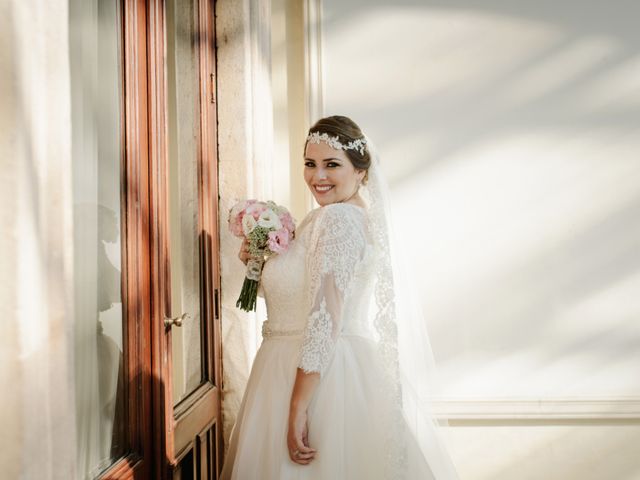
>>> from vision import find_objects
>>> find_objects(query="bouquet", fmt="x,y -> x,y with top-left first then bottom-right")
228,199 -> 296,311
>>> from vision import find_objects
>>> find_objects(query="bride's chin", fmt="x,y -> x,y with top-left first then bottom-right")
313,195 -> 330,206
312,190 -> 343,206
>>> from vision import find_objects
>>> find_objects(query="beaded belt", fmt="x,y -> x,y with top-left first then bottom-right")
261,321 -> 305,339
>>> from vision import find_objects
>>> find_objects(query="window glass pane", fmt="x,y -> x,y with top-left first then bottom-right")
166,0 -> 205,406
69,0 -> 126,476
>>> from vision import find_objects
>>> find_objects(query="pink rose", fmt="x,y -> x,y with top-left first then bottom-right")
279,212 -> 295,234
228,199 -> 260,237
267,228 -> 290,254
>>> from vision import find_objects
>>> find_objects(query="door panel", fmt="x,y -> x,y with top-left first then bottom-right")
148,0 -> 222,477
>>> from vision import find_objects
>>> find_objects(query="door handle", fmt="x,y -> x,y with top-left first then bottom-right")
164,312 -> 189,328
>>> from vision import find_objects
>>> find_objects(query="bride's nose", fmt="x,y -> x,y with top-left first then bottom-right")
314,167 -> 327,182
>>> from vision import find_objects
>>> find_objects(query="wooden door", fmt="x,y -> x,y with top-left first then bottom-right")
148,0 -> 223,478
84,1 -> 221,478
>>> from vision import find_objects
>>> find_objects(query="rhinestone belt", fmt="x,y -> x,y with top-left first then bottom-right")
261,321 -> 305,339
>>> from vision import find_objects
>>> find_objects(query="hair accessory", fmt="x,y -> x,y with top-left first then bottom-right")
307,131 -> 367,155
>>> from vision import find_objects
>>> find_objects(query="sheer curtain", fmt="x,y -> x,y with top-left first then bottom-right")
0,1 -> 76,478
69,0 -> 125,477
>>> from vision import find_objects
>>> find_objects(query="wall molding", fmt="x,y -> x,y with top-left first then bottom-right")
303,0 -> 324,124
428,395 -> 640,420
303,0 -> 324,214
248,0 -> 274,198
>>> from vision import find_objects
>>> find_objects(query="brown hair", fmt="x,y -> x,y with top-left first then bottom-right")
305,115 -> 371,184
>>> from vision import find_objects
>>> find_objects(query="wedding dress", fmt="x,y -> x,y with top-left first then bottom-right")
220,201 -> 457,479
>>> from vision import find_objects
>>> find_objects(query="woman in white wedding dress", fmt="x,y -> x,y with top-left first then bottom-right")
220,116 -> 459,480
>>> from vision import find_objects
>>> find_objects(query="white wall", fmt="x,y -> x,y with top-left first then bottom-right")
319,0 -> 640,478
216,0 -> 272,445
271,0 -> 315,221
217,0 -> 317,446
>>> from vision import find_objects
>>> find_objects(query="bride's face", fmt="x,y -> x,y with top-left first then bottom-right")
304,140 -> 365,206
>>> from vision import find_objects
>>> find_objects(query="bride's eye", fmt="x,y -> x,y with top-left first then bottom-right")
327,162 -> 340,168
304,161 -> 315,168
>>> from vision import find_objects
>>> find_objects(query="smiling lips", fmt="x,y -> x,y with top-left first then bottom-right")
314,185 -> 334,194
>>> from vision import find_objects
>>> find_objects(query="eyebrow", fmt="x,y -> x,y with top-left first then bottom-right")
303,157 -> 343,162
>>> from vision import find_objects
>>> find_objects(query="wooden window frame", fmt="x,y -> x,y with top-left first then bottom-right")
98,0 -> 153,478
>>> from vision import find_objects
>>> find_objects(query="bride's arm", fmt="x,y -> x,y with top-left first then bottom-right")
287,204 -> 366,464
298,205 -> 366,376
287,369 -> 319,464
290,368 -> 320,412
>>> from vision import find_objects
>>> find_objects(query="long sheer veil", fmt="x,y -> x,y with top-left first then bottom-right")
362,137 -> 460,480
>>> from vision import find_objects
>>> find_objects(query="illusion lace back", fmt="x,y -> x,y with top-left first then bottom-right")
220,203 -> 440,480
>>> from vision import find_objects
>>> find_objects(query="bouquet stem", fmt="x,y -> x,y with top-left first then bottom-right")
236,257 -> 264,312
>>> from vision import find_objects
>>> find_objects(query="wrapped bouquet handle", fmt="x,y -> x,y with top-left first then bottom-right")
236,256 -> 264,311
246,256 -> 264,281
228,200 -> 295,312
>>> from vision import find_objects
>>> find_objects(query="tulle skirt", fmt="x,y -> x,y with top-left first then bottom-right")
220,334 -> 436,480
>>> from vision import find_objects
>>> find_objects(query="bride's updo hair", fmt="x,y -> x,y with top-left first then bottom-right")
306,115 -> 371,184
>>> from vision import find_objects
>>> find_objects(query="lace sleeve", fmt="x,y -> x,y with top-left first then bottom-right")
298,205 -> 367,376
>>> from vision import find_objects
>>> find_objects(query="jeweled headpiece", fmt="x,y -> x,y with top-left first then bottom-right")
306,131 -> 367,156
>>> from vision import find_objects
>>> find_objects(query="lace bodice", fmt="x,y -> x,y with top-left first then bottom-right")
260,203 -> 376,376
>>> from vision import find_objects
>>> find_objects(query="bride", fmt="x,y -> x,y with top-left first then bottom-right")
220,116 -> 459,479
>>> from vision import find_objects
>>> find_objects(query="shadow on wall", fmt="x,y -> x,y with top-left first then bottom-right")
322,0 -> 640,179
216,0 -> 640,400
320,0 -> 640,397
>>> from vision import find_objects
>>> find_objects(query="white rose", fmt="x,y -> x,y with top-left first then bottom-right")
245,202 -> 263,216
257,209 -> 283,230
242,214 -> 257,236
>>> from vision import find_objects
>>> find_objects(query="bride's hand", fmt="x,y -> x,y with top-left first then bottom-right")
238,238 -> 250,265
287,409 -> 316,465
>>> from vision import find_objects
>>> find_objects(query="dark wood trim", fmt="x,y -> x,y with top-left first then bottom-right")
99,454 -> 144,480
99,0 -> 152,478
147,0 -> 172,477
148,0 -> 222,476
173,382 -> 214,418
198,0 -> 214,388
195,0 -> 224,473
199,0 -> 220,385
201,0 -> 224,473
173,385 -> 219,458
